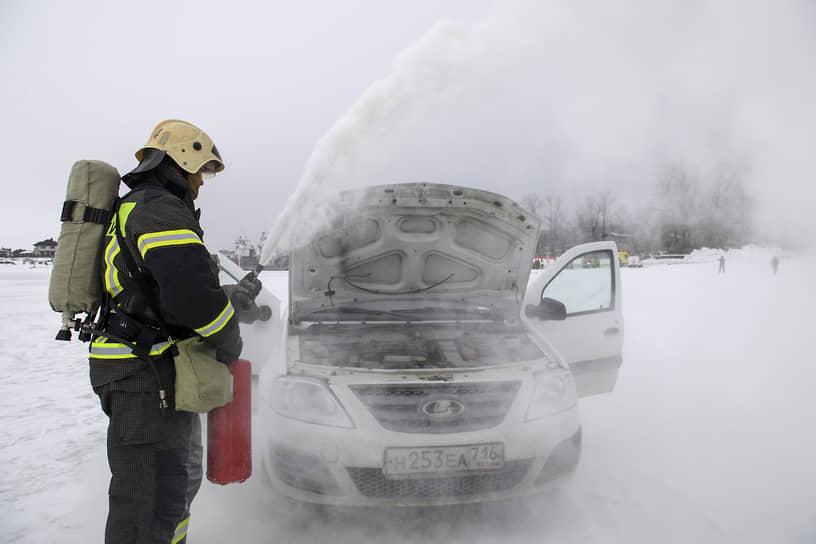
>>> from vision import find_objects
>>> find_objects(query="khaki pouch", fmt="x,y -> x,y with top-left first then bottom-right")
173,337 -> 233,413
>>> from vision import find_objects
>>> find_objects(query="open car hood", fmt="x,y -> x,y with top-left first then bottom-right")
289,183 -> 540,323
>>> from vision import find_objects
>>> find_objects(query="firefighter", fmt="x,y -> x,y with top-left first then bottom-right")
89,120 -> 260,543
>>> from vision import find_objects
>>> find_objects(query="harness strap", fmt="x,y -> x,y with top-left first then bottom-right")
110,193 -> 175,343
86,191 -> 177,416
60,199 -> 112,225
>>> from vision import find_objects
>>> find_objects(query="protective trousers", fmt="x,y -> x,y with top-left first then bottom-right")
94,358 -> 203,544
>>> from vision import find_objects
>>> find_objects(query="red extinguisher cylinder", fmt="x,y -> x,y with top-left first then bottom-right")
207,358 -> 252,484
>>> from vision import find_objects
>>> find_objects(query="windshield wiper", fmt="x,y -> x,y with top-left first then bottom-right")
309,305 -> 498,322
386,306 -> 495,319
309,306 -> 420,321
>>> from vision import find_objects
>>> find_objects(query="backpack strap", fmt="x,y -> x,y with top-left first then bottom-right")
86,193 -> 174,414
60,199 -> 112,225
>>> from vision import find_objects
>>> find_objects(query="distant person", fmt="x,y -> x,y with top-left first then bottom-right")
771,255 -> 779,275
718,255 -> 725,274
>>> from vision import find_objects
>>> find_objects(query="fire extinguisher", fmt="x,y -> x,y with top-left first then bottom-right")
207,358 -> 252,484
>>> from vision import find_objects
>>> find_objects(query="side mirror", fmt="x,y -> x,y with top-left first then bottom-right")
524,297 -> 567,321
238,303 -> 273,324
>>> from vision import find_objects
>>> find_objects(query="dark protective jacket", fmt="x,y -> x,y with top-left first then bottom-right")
89,163 -> 240,387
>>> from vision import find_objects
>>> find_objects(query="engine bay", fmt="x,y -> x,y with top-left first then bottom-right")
295,323 -> 546,369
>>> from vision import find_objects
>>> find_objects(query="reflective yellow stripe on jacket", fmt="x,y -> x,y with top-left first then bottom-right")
103,237 -> 124,297
90,337 -> 175,359
138,229 -> 204,258
102,202 -> 136,298
137,227 -> 233,338
194,300 -> 235,337
172,516 -> 190,544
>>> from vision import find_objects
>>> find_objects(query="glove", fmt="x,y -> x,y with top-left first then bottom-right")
230,272 -> 263,311
215,336 -> 242,364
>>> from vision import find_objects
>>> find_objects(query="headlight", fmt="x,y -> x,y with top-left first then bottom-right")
525,371 -> 577,421
268,376 -> 354,428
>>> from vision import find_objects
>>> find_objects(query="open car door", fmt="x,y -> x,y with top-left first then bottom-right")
216,255 -> 284,376
521,241 -> 623,397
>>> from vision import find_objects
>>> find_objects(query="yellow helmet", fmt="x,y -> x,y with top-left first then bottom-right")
134,119 -> 225,175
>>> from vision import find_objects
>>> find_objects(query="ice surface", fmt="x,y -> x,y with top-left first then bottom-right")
2,247 -> 815,543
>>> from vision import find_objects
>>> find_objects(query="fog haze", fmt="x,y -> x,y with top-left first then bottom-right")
2,0 -> 814,252
4,249 -> 815,542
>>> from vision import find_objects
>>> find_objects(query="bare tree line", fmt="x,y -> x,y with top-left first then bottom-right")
520,162 -> 754,257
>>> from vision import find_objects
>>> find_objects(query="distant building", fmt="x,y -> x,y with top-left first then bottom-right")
219,234 -> 289,271
230,236 -> 259,270
267,254 -> 289,270
33,238 -> 57,258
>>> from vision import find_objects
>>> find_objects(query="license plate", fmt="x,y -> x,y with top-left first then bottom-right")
383,443 -> 504,477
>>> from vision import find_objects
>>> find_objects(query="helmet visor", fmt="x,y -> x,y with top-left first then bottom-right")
199,161 -> 220,180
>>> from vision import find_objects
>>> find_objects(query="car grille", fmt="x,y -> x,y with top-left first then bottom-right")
349,381 -> 521,433
347,460 -> 531,499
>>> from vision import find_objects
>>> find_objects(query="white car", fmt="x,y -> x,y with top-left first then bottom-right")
216,256 -> 283,376
255,183 -> 623,506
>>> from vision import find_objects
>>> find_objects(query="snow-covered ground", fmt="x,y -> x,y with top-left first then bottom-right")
2,248 -> 814,543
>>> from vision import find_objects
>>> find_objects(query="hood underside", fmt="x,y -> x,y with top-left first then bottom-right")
289,183 -> 540,323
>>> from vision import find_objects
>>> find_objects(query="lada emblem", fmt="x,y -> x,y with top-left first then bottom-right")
421,399 -> 465,420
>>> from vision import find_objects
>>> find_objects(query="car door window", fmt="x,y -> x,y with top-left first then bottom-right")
219,267 -> 240,286
541,250 -> 613,315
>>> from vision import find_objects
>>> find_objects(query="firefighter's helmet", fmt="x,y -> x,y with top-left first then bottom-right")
131,119 -> 225,176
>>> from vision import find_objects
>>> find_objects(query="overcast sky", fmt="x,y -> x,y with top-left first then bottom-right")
2,0 -> 814,253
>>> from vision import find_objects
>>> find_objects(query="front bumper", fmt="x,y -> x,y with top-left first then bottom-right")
259,409 -> 581,507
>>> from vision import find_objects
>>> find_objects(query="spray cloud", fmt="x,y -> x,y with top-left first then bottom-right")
261,0 -> 816,264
